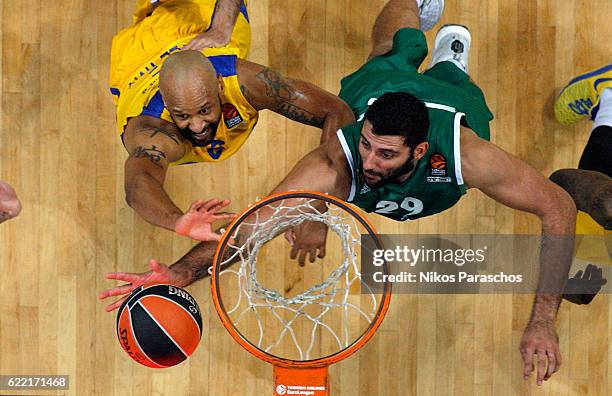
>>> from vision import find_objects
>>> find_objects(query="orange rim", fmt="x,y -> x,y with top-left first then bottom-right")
211,190 -> 392,368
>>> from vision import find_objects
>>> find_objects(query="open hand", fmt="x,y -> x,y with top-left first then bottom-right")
175,198 -> 235,241
98,259 -> 188,312
183,30 -> 231,51
0,181 -> 21,223
562,263 -> 607,305
285,220 -> 329,266
520,320 -> 561,385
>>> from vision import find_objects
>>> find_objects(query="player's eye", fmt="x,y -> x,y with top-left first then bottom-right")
361,139 -> 370,149
381,152 -> 393,159
199,108 -> 208,115
176,114 -> 189,120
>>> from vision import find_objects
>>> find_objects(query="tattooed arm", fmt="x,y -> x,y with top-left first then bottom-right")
183,0 -> 241,51
236,59 -> 355,143
123,116 -> 187,231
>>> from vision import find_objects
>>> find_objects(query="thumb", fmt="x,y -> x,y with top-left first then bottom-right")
149,259 -> 166,273
284,230 -> 296,246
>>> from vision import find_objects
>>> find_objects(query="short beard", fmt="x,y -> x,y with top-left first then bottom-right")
363,151 -> 416,189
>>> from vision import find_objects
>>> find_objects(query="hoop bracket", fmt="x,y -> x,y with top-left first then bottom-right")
274,366 -> 329,396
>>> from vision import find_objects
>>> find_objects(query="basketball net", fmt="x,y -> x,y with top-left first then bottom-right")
212,192 -> 391,396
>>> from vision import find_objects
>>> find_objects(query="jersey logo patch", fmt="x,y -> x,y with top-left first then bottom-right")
207,139 -> 226,160
428,153 -> 451,182
429,153 -> 448,176
222,103 -> 243,129
360,184 -> 371,194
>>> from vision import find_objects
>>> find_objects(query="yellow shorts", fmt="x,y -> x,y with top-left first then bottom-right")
110,0 -> 251,92
574,211 -> 611,265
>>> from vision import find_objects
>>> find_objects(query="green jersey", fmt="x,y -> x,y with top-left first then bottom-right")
337,111 -> 466,221
336,28 -> 494,221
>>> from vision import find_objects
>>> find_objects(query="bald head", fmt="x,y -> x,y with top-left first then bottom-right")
158,51 -> 224,147
159,50 -> 219,98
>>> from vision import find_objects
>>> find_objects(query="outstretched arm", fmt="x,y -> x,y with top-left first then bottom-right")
183,0 -> 242,51
123,116 -> 185,230
101,136 -> 353,309
171,136 -> 350,277
123,116 -> 234,239
461,126 -> 576,385
236,59 -> 356,142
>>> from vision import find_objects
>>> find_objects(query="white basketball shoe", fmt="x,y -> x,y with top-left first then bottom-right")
417,0 -> 445,32
428,24 -> 471,73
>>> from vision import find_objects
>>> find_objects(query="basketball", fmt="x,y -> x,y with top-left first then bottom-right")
116,284 -> 202,368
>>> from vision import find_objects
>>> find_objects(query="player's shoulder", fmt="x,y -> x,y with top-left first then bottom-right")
322,132 -> 352,177
123,115 -> 186,162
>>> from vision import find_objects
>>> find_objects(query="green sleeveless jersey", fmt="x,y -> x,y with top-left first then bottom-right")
337,67 -> 493,221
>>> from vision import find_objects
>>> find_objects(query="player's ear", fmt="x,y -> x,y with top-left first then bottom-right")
217,75 -> 225,96
412,141 -> 429,161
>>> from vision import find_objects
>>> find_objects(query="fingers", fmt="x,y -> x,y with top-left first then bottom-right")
149,259 -> 168,273
211,212 -> 237,222
317,245 -> 326,259
554,346 -> 562,370
209,199 -> 232,214
105,296 -> 128,312
544,350 -> 558,381
183,35 -> 215,51
536,350 -> 547,385
205,232 -> 222,242
521,345 -> 535,380
187,199 -> 206,213
595,265 -> 607,285
202,198 -> 223,212
521,341 -> 562,385
182,41 -> 198,51
290,242 -> 299,259
98,283 -> 135,300
291,247 -> 325,266
297,250 -> 307,267
105,272 -> 142,283
584,263 -> 596,278
188,198 -> 228,213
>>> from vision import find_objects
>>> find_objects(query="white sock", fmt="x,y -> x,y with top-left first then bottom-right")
593,88 -> 612,129
416,0 -> 424,7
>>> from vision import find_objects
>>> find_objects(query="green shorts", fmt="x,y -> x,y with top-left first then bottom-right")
340,27 -> 493,137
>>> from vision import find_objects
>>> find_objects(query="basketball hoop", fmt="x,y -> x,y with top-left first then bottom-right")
211,191 -> 392,395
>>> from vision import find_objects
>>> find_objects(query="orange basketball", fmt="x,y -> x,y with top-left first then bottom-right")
116,284 -> 202,368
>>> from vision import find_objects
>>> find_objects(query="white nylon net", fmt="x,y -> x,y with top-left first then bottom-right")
215,197 -> 381,361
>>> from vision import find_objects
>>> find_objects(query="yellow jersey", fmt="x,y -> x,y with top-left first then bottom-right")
574,210 -> 611,266
109,0 -> 258,165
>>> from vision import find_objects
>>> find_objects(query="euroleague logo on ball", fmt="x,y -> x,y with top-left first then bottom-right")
275,384 -> 287,395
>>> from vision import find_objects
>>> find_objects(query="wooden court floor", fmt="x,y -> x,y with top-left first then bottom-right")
1,0 -> 611,395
